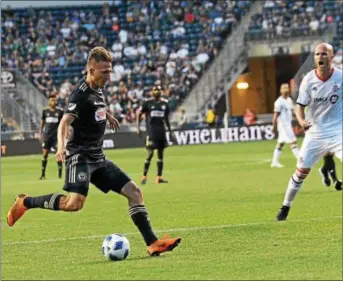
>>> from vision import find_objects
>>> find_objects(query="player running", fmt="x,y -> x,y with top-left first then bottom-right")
39,93 -> 64,179
271,83 -> 299,168
137,85 -> 172,184
276,43 -> 342,221
7,46 -> 181,256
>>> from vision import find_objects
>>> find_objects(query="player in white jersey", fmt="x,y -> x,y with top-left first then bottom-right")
271,83 -> 299,167
276,43 -> 342,221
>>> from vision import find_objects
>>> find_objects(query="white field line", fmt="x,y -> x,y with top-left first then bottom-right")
3,215 -> 342,246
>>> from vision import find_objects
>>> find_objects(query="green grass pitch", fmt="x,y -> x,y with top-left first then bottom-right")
1,140 -> 342,280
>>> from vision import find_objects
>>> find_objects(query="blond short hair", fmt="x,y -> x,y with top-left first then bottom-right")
87,46 -> 112,66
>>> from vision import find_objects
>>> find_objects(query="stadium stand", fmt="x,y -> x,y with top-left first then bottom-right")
1,0 -> 252,126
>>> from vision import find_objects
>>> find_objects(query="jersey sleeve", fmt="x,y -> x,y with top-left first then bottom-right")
65,91 -> 82,118
165,102 -> 170,116
140,100 -> 149,114
41,109 -> 46,121
274,99 -> 281,113
297,74 -> 310,106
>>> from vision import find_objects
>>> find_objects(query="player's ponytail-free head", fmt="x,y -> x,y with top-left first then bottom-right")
87,47 -> 112,67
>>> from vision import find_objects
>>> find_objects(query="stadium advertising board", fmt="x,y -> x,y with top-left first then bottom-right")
1,123 -> 303,156
166,124 -> 275,146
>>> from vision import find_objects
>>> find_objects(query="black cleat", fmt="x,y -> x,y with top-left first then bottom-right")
155,177 -> 168,184
276,205 -> 290,221
318,168 -> 331,187
334,180 -> 342,191
39,175 -> 45,180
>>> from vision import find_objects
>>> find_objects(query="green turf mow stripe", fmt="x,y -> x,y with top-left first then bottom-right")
4,215 -> 342,246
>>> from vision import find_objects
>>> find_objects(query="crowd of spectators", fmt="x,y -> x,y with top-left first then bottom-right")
1,0 -> 252,125
1,114 -> 17,132
247,0 -> 342,40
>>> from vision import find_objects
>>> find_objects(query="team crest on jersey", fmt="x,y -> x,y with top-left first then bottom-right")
68,103 -> 77,111
332,84 -> 339,92
329,95 -> 339,104
77,172 -> 87,182
312,87 -> 317,92
161,105 -> 166,110
95,108 -> 107,121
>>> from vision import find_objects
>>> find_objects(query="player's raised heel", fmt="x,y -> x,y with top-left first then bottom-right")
318,168 -> 331,187
147,234 -> 181,256
276,205 -> 290,221
7,194 -> 28,227
334,180 -> 342,191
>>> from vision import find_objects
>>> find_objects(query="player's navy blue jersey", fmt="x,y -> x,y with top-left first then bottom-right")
141,97 -> 169,139
65,77 -> 107,162
41,107 -> 64,139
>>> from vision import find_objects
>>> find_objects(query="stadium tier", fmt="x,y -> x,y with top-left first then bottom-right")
1,0 -> 252,125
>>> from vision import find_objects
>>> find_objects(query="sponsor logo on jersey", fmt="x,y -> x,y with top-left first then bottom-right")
95,108 -> 107,121
329,94 -> 339,104
45,117 -> 59,123
68,103 -> 77,111
150,110 -> 165,117
313,97 -> 328,102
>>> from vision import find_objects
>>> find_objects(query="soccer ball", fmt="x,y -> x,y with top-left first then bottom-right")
102,234 -> 130,261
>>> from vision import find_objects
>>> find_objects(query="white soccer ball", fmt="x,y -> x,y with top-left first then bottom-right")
102,234 -> 130,261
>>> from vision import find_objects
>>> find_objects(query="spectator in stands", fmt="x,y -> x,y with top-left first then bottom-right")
206,105 -> 217,127
243,108 -> 257,126
178,109 -> 188,128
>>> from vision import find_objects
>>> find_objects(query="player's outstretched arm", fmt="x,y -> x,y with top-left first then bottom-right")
105,111 -> 120,131
56,114 -> 75,162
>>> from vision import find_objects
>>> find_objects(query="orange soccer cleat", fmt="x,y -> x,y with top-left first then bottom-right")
147,234 -> 181,256
7,194 -> 28,227
141,176 -> 147,185
154,176 -> 168,184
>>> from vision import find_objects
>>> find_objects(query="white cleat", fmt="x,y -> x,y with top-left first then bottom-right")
271,163 -> 284,168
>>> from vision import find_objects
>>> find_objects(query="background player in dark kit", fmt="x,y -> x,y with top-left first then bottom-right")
7,46 -> 181,257
39,93 -> 64,179
137,86 -> 173,184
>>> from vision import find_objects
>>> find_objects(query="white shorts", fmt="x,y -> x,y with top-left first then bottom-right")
277,126 -> 297,144
297,133 -> 342,169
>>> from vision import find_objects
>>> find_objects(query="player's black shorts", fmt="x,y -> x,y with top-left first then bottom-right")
42,136 -> 57,150
63,155 -> 131,197
146,135 -> 168,150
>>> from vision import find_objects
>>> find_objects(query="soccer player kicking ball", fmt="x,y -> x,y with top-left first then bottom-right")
276,43 -> 342,221
7,47 -> 181,256
271,83 -> 300,168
